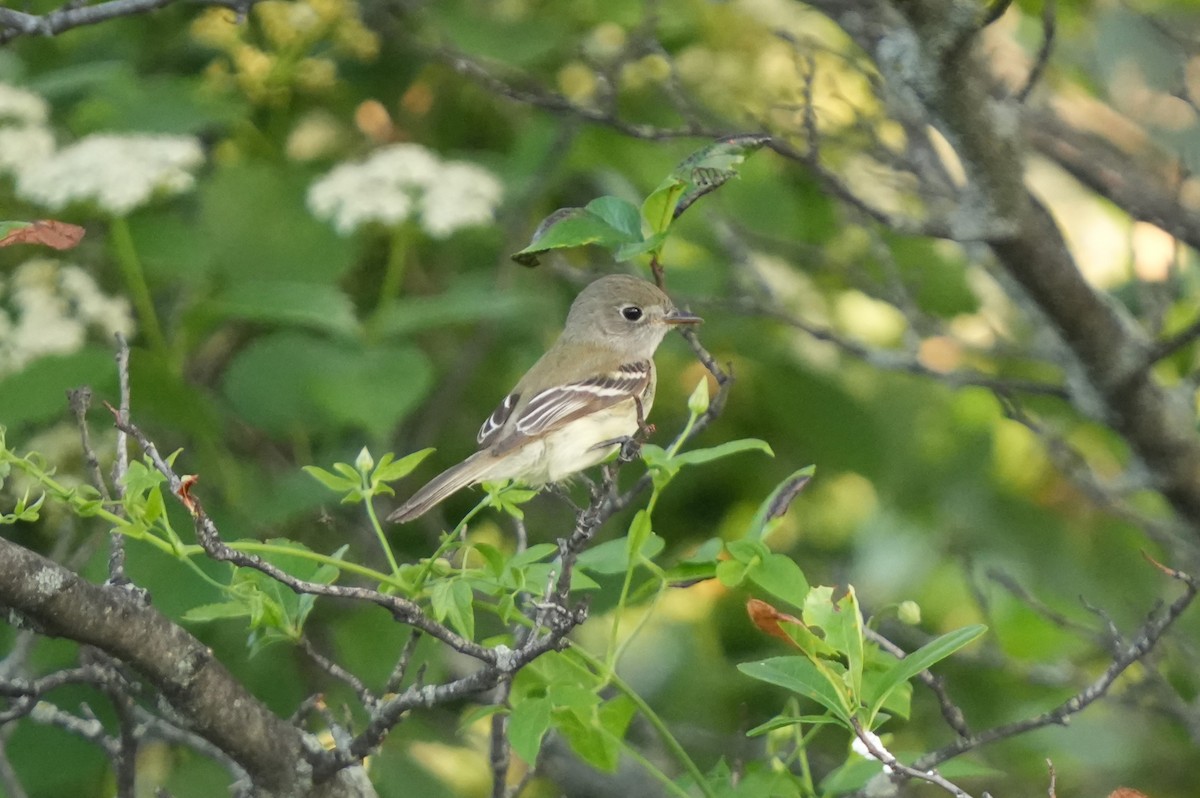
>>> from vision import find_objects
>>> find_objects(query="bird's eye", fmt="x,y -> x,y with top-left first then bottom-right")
621,305 -> 644,321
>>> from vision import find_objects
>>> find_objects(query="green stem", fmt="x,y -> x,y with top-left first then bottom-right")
570,647 -> 717,798
109,215 -> 169,361
364,495 -> 402,579
377,224 -> 411,310
408,493 -> 491,593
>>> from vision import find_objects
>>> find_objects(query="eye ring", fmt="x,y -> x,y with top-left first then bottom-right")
621,305 -> 644,322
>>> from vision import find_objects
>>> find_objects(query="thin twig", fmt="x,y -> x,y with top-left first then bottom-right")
914,561 -> 1198,770
1016,0 -> 1057,103
108,334 -> 132,584
850,717 -> 976,798
298,637 -> 379,711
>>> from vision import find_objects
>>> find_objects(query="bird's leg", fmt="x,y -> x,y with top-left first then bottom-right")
618,396 -> 659,461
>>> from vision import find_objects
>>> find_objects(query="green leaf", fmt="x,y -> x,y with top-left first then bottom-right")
613,232 -> 666,262
669,134 -> 773,219
509,697 -> 552,765
512,204 -> 642,267
374,448 -> 436,483
715,558 -> 748,587
224,333 -> 433,440
747,552 -> 809,610
865,625 -> 987,722
738,657 -> 852,723
433,579 -> 476,640
585,196 -> 642,239
597,694 -> 637,743
555,709 -> 620,772
206,281 -> 360,338
641,135 -> 772,235
577,534 -> 665,575
0,349 -> 116,430
668,438 -> 773,468
182,602 -> 251,623
370,282 -> 546,337
746,466 -> 816,541
303,465 -> 359,494
804,586 -> 866,699
507,543 -> 559,568
626,509 -> 652,565
745,714 -> 844,737
641,177 -> 686,235
549,683 -> 601,716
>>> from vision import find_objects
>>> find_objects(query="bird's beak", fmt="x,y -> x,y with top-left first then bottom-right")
664,308 -> 703,326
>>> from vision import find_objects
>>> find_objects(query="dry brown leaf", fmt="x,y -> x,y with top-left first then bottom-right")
746,598 -> 804,646
0,220 -> 86,250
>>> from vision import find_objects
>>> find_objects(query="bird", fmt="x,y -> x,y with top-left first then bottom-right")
388,274 -> 701,523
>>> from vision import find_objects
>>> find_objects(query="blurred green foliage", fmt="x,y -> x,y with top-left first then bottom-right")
2,0 -> 1199,796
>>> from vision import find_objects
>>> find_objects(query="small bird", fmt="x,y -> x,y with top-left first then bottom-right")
388,274 -> 701,523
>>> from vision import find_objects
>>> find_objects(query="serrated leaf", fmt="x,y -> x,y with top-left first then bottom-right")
670,134 -> 772,219
512,205 -> 642,266
738,657 -> 852,723
585,196 -> 642,239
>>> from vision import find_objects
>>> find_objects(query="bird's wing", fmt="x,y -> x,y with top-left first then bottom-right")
480,360 -> 651,454
477,392 -> 518,448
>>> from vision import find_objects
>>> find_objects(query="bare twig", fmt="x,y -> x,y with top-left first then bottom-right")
0,0 -> 252,43
1016,0 -> 1057,102
850,717 -> 976,798
914,561 -> 1198,770
299,637 -> 379,711
108,334 -> 132,584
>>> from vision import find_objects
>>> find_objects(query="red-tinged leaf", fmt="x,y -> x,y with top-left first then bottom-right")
747,598 -> 803,646
177,474 -> 201,516
0,220 -> 86,250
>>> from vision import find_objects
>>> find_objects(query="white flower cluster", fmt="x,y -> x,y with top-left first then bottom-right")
0,82 -> 54,179
851,730 -> 895,775
307,143 -> 503,238
0,82 -> 205,215
0,259 -> 136,376
16,134 -> 204,216
0,82 -> 48,125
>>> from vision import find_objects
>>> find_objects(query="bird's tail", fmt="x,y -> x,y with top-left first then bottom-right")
387,451 -> 493,523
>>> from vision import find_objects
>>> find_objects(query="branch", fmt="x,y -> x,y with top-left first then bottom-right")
0,538 -> 345,796
850,717 -> 976,798
0,0 -> 251,43
1025,110 -> 1200,254
914,561 -> 1198,770
107,405 -> 498,664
